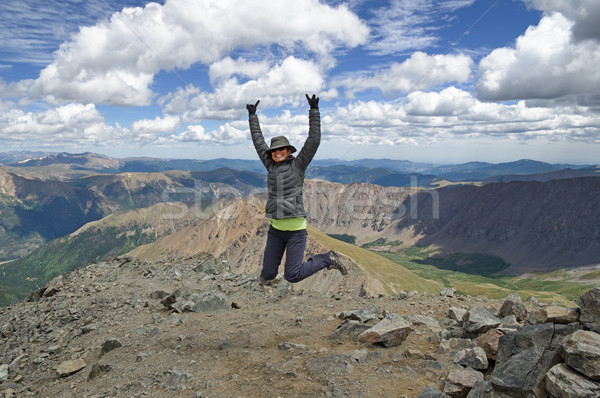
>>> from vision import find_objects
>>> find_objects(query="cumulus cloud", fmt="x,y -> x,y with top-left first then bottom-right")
131,115 -> 180,136
27,0 -> 368,106
0,104 -> 120,145
335,52 -> 473,98
320,88 -> 600,145
525,0 -> 600,42
162,56 -> 327,121
477,13 -> 600,101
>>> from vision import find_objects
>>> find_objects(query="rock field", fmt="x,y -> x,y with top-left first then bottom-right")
1,255 -> 599,397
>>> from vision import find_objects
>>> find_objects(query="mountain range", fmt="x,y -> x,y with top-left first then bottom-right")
1,150 -> 598,306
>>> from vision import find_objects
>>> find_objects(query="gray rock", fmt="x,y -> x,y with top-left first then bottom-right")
562,330 -> 600,381
449,307 -> 468,324
545,306 -> 580,324
577,287 -> 600,333
87,363 -> 112,381
443,368 -> 484,398
358,313 -> 411,348
463,307 -> 501,335
172,292 -> 228,313
307,354 -> 353,377
0,364 -> 8,381
546,363 -> 600,398
495,322 -> 579,364
465,380 -> 493,398
101,338 -> 123,355
490,346 -> 560,397
441,287 -> 457,297
162,369 -> 191,391
336,305 -> 383,323
499,293 -> 527,322
329,320 -> 371,340
437,338 -> 477,355
418,385 -> 451,398
453,347 -> 489,370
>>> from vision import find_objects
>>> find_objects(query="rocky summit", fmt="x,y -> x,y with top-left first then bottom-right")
1,256 -> 599,397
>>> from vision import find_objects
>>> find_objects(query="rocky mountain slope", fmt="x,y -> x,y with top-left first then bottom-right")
301,178 -> 600,273
0,168 -> 265,261
128,198 -> 442,297
1,255 -> 598,397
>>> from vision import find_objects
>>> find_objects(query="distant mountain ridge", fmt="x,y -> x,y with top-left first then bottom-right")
2,151 -> 596,187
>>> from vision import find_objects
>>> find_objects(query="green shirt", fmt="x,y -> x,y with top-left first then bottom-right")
270,217 -> 307,231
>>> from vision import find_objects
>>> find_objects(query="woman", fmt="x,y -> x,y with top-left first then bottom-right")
247,94 -> 347,285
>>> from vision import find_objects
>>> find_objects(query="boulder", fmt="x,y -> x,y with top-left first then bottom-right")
496,322 -> 579,364
475,329 -> 504,361
449,307 -> 468,324
441,287 -> 457,297
546,363 -> 600,398
101,338 -> 123,355
561,330 -> 600,381
437,338 -> 477,355
418,385 -> 451,398
490,346 -> 560,397
329,320 -> 371,341
443,368 -> 484,398
162,369 -> 191,391
465,380 -> 494,398
56,359 -> 86,377
336,305 -> 383,323
577,287 -> 600,333
499,293 -> 526,322
453,346 -> 488,370
358,313 -> 411,347
545,306 -> 580,324
463,307 -> 501,335
172,292 -> 228,313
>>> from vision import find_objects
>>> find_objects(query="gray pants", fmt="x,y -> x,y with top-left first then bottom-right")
261,226 -> 331,283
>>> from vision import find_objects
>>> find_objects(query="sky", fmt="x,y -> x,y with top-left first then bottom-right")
1,0 -> 599,164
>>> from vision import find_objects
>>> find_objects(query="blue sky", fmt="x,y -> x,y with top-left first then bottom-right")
1,0 -> 599,164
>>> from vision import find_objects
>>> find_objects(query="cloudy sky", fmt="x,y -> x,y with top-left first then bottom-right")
1,0 -> 599,164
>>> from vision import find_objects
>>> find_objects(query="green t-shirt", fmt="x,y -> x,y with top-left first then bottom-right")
270,217 -> 307,231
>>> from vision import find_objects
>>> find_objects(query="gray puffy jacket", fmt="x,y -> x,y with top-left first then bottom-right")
249,109 -> 320,219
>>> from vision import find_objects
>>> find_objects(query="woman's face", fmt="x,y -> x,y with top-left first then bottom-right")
271,147 -> 292,163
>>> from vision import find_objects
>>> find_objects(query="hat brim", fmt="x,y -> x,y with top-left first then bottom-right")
265,144 -> 297,155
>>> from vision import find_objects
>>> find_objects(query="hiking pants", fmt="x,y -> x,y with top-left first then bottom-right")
261,226 -> 331,283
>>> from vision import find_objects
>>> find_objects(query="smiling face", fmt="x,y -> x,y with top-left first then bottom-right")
271,147 -> 292,163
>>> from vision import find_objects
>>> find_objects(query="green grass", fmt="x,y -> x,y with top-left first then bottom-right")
580,270 -> 600,280
308,227 -> 443,295
378,250 -> 593,306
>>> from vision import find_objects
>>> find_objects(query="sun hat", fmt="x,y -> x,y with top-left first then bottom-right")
265,136 -> 297,155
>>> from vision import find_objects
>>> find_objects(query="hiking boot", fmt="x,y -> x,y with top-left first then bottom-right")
258,275 -> 268,286
327,251 -> 347,276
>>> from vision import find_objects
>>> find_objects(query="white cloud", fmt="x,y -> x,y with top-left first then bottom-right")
0,103 -> 120,145
27,0 -> 368,106
131,115 -> 180,135
405,87 -> 476,116
162,56 -> 327,121
477,13 -> 600,101
524,0 -> 600,41
335,52 -> 473,98
321,89 -> 600,145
